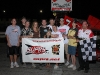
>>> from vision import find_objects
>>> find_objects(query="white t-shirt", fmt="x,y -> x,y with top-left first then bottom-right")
51,31 -> 62,38
47,24 -> 53,31
57,25 -> 70,44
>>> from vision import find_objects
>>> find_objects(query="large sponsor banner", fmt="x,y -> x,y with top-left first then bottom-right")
22,38 -> 64,63
51,0 -> 72,11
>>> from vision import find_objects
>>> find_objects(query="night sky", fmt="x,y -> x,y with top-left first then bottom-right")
0,0 -> 100,20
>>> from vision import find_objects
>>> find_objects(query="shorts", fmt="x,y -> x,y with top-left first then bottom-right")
64,44 -> 68,54
68,45 -> 76,55
9,46 -> 19,55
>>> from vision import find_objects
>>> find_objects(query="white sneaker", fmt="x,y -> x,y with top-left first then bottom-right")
68,64 -> 74,68
65,61 -> 69,66
32,63 -> 36,68
72,65 -> 76,70
54,65 -> 59,69
14,62 -> 19,67
10,62 -> 14,68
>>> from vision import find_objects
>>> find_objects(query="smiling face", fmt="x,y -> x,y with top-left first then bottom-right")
49,19 -> 55,25
46,31 -> 51,36
33,22 -> 38,28
21,18 -> 26,24
52,25 -> 57,31
25,21 -> 30,28
42,20 -> 47,26
60,19 -> 64,25
72,22 -> 77,28
82,21 -> 88,29
11,18 -> 16,25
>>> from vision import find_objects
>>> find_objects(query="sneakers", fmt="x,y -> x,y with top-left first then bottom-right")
54,65 -> 59,69
32,63 -> 36,68
14,62 -> 19,67
72,65 -> 76,70
10,62 -> 14,68
68,64 -> 76,70
65,61 -> 69,66
10,62 -> 19,68
68,64 -> 74,68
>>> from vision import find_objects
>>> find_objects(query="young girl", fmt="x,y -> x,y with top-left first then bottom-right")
44,30 -> 52,68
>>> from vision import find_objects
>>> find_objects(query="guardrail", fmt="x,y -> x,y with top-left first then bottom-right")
0,32 -> 5,38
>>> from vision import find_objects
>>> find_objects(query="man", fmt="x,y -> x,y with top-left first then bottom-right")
5,18 -> 20,68
57,18 -> 70,66
47,18 -> 55,31
39,19 -> 51,38
77,21 -> 94,73
51,25 -> 62,69
19,17 -> 27,64
67,21 -> 78,70
20,17 -> 27,29
20,21 -> 35,67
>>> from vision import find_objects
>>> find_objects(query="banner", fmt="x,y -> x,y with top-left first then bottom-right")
22,38 -> 64,63
51,0 -> 72,11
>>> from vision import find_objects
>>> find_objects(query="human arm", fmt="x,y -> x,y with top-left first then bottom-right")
5,26 -> 12,47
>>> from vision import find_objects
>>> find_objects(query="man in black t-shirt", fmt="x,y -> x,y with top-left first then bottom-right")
39,19 -> 52,38
20,17 -> 27,29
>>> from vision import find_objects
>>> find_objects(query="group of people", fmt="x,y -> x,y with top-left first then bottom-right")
5,17 -> 94,73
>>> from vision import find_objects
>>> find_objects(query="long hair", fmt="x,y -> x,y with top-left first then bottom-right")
31,21 -> 39,31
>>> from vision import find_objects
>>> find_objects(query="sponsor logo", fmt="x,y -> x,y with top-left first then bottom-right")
25,44 -> 49,55
52,45 -> 60,55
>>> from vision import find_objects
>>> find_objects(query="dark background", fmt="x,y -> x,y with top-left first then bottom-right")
0,0 -> 100,20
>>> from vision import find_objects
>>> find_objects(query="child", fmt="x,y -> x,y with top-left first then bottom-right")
44,30 -> 52,68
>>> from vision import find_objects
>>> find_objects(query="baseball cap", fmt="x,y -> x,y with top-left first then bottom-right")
60,18 -> 64,21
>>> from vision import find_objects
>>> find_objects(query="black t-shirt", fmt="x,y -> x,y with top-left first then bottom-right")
40,26 -> 52,38
20,24 -> 25,30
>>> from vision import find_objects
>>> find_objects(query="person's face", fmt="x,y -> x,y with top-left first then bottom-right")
11,19 -> 16,25
53,26 -> 57,31
21,18 -> 26,23
50,19 -> 55,25
60,20 -> 64,25
25,22 -> 30,28
47,31 -> 51,36
42,20 -> 47,26
72,22 -> 77,28
33,22 -> 38,28
82,21 -> 88,29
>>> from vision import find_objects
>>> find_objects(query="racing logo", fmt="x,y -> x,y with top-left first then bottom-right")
52,45 -> 60,55
25,44 -> 49,55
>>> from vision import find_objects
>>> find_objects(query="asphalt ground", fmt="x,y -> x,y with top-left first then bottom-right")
0,38 -> 100,75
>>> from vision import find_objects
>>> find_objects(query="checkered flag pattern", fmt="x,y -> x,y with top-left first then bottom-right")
79,36 -> 97,61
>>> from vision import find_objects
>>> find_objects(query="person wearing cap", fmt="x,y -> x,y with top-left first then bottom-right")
77,20 -> 94,73
67,21 -> 78,70
57,18 -> 70,69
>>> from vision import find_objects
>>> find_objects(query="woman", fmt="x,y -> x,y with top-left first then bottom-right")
51,25 -> 63,69
32,21 -> 40,38
44,30 -> 52,68
67,21 -> 78,70
44,30 -> 52,38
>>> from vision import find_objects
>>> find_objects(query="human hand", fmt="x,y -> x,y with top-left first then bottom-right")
7,42 -> 11,47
